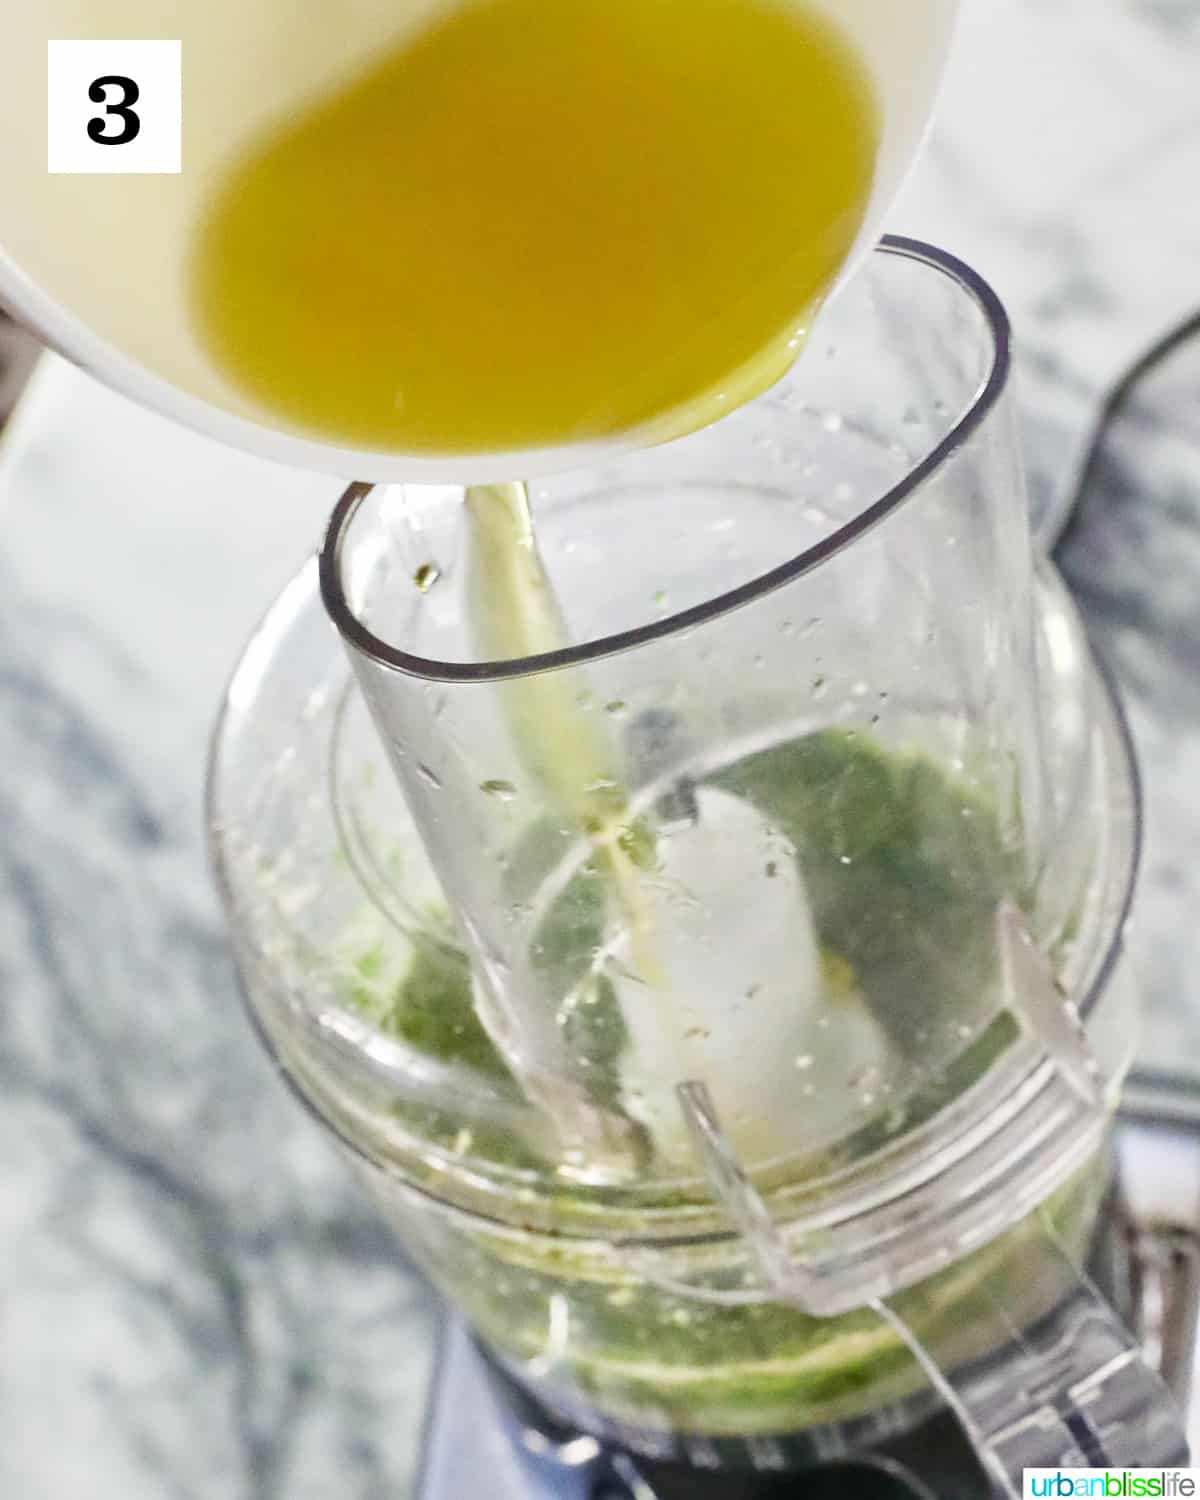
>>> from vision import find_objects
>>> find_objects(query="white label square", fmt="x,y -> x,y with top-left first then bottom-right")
48,40 -> 181,174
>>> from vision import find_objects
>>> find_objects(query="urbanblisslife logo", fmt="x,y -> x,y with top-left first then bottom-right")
1024,1473 -> 1199,1498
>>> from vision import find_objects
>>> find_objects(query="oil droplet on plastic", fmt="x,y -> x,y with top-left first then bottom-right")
480,778 -> 517,802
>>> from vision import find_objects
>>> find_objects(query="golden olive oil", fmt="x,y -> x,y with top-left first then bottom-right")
190,0 -> 878,455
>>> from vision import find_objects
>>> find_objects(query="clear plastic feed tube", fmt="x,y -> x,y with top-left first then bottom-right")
321,238 -> 1056,1182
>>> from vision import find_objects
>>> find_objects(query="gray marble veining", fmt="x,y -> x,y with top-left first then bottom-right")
893,0 -> 1200,538
0,374 -> 436,1500
5,3 -> 1200,1494
1056,319 -> 1200,1079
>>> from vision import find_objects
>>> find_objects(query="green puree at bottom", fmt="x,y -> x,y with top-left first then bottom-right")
349,728 -> 1024,1136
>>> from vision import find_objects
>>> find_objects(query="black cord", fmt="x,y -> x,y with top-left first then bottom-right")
1053,307 -> 1200,561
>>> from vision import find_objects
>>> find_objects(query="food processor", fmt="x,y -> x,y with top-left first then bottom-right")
5,7 -> 1196,1493
206,240 -> 1195,1496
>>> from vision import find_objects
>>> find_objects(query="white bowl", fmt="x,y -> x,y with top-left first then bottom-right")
0,0 -> 959,482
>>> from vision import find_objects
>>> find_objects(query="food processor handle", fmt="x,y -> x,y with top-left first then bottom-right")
676,1083 -> 1190,1499
876,1239 -> 1190,1495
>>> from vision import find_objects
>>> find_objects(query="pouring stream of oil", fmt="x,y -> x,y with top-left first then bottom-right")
192,0 -> 881,1150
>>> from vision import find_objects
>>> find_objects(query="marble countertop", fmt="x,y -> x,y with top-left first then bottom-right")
4,2 -> 1200,1494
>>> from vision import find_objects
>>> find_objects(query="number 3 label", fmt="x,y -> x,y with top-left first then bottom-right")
88,76 -> 142,146
48,41 -> 181,174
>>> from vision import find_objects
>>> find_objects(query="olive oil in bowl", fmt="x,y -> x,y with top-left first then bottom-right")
191,0 -> 878,456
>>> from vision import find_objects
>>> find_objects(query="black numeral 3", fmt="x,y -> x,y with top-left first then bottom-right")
87,75 -> 141,145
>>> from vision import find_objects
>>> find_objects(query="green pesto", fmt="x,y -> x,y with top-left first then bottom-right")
347,728 -> 1023,1115
711,730 -> 1022,1054
411,1159 -> 1104,1436
350,938 -> 511,1083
